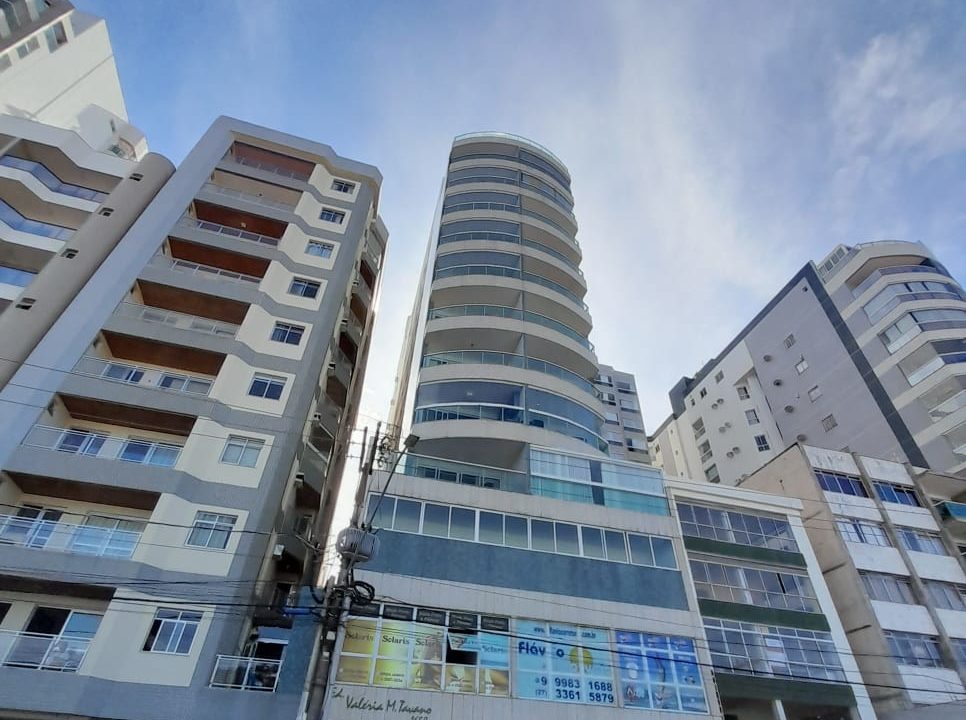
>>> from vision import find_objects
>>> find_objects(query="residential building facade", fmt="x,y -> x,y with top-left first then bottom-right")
321,132 -> 873,720
1,0 -> 145,159
596,363 -> 649,463
742,444 -> 966,719
0,116 -> 386,720
650,241 -> 966,486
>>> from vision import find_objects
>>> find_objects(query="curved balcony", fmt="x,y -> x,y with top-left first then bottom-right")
421,350 -> 598,397
0,198 -> 73,241
427,304 -> 591,349
447,166 -> 574,214
433,264 -> 587,310
413,403 -> 607,453
450,133 -> 572,192
851,263 -> 954,299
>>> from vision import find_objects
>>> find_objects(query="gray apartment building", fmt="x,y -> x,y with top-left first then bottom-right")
742,444 -> 966,719
596,363 -> 649,463
650,241 -> 966,487
0,115 -> 386,720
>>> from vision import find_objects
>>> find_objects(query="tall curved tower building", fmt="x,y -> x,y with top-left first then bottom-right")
393,132 -> 608,473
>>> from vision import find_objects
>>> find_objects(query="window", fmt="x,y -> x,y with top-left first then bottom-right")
690,560 -> 819,612
186,512 -> 237,549
714,370 -> 724,383
677,503 -> 799,551
784,334 -> 796,349
736,386 -> 750,400
860,573 -> 916,604
705,464 -> 720,483
220,436 -> 264,467
692,418 -> 706,439
881,310 -> 966,354
248,374 -> 285,400
897,528 -> 947,556
754,435 -> 770,452
924,581 -> 966,611
873,482 -> 921,507
837,519 -> 890,546
953,638 -> 966,668
271,322 -> 304,345
705,619 -> 845,682
795,358 -> 809,374
619,398 -> 637,412
699,388 -> 708,398
159,373 -> 212,395
16,36 -> 39,59
596,374 -> 612,386
884,631 -> 944,668
319,208 -> 346,224
44,21 -> 67,51
745,409 -> 759,425
699,441 -> 713,463
604,411 -> 619,424
331,179 -> 355,193
143,609 -> 202,654
817,471 -> 868,497
288,278 -> 320,299
306,240 -> 334,258
601,391 -> 616,405
808,385 -> 822,402
822,414 -> 837,432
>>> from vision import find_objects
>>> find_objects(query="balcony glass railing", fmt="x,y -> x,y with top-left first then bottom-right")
0,630 -> 92,672
414,404 -> 608,453
169,257 -> 261,285
0,198 -> 73,240
115,302 -> 240,338
940,501 -> 966,522
0,155 -> 107,202
74,356 -> 214,396
427,304 -> 593,350
447,171 -> 575,214
433,264 -> 587,310
853,265 -> 953,298
210,655 -> 281,691
0,512 -> 143,558
180,216 -> 279,247
202,182 -> 296,212
441,201 -> 574,238
402,453 -> 529,493
421,350 -> 598,397
22,426 -> 182,467
227,154 -> 306,180
0,265 -> 36,288
437,229 -> 582,274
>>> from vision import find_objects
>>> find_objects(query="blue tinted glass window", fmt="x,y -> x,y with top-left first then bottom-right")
435,250 -> 520,269
415,381 -> 523,407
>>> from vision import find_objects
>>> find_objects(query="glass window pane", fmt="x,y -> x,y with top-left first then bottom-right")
627,534 -> 654,566
393,500 -> 421,533
554,523 -> 579,555
581,526 -> 605,558
604,530 -> 627,562
505,515 -> 528,548
449,507 -> 476,540
652,538 -> 676,568
478,512 -> 503,545
423,504 -> 449,537
530,520 -> 554,552
369,497 -> 395,529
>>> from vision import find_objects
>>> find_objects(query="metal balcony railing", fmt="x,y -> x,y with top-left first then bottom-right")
433,264 -> 587,310
0,198 -> 73,240
115,302 -> 239,338
0,155 -> 107,202
421,350 -> 598,397
180,216 -> 279,247
0,630 -> 92,672
852,265 -> 954,298
202,182 -> 295,212
169,257 -> 261,285
210,655 -> 281,691
74,356 -> 213,396
427,304 -> 593,350
0,512 -> 142,558
22,426 -> 182,467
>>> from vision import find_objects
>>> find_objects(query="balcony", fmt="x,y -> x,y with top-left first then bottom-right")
201,181 -> 296,213
427,304 -> 593,350
341,313 -> 363,347
22,426 -> 183,468
0,631 -> 92,672
115,302 -> 239,338
100,331 -> 226,378
210,655 -> 281,692
327,345 -> 354,391
312,401 -> 342,440
0,197 -> 74,241
0,155 -> 107,202
0,511 -> 142,558
180,216 -> 279,248
851,263 -> 953,298
169,257 -> 261,285
351,276 -> 372,308
225,142 -> 314,182
74,356 -> 214,396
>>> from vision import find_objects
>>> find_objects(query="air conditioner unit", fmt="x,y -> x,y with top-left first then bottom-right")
341,319 -> 349,327
328,361 -> 337,371
272,544 -> 284,559
352,279 -> 360,287
763,354 -> 773,362
294,471 -> 305,487
716,398 -> 724,405
732,446 -> 740,454
726,451 -> 734,458
312,412 -> 323,423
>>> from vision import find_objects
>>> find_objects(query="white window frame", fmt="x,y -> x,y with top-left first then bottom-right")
319,208 -> 346,224
142,609 -> 202,655
220,436 -> 264,467
186,512 -> 237,550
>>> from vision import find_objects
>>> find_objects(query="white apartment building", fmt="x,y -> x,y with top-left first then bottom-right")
596,363 -> 649,463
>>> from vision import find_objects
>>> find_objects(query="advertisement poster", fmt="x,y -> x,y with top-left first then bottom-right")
614,631 -> 707,713
513,621 -> 616,706
409,623 -> 444,691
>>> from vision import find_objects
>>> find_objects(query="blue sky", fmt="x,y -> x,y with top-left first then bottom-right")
84,0 -> 966,432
